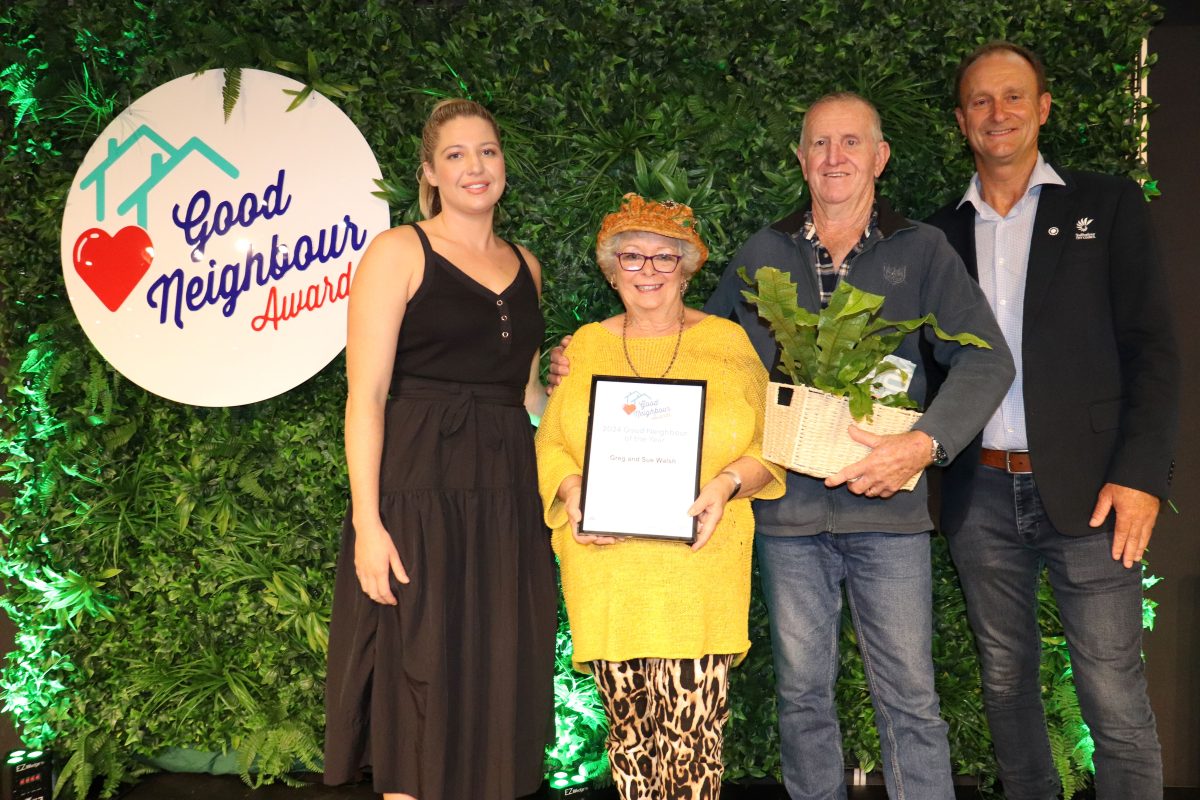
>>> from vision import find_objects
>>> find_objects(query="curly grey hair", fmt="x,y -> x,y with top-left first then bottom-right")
596,230 -> 704,281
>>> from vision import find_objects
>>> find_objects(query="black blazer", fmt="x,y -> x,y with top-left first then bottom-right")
927,168 -> 1179,536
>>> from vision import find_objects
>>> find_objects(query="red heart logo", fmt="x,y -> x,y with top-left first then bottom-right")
623,403 -> 637,414
73,226 -> 155,311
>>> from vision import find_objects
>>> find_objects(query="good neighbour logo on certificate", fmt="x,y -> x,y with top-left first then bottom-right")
621,390 -> 671,420
59,68 -> 389,406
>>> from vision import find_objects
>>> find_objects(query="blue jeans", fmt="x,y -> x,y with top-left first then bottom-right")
947,465 -> 1161,800
757,531 -> 954,800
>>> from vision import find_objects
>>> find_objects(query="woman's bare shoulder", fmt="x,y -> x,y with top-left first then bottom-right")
352,224 -> 426,302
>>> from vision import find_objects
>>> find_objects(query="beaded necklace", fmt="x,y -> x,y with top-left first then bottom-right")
622,305 -> 685,378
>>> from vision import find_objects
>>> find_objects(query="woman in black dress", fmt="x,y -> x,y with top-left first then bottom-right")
324,99 -> 556,800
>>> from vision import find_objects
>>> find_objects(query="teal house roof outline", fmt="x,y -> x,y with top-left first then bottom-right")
79,125 -> 239,228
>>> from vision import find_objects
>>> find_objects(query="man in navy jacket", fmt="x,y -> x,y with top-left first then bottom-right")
927,42 -> 1179,800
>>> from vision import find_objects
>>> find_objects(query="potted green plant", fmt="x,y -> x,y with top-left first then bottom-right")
740,267 -> 992,490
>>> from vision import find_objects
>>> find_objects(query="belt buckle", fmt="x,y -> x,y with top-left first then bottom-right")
1006,450 -> 1029,474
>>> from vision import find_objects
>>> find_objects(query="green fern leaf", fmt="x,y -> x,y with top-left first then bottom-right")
223,68 -> 242,121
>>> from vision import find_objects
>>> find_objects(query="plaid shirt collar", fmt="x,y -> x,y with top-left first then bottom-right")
799,206 -> 879,306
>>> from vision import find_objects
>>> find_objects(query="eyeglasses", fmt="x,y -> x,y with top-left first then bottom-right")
616,252 -> 683,273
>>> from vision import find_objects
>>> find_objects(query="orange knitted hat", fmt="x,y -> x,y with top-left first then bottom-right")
596,193 -> 709,267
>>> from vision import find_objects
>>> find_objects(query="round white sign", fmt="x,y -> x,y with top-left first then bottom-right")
60,68 -> 390,406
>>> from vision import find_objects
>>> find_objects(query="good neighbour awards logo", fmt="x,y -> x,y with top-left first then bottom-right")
60,69 -> 390,406
621,390 -> 671,420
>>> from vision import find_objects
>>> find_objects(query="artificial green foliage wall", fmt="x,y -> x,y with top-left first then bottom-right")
0,0 -> 1159,797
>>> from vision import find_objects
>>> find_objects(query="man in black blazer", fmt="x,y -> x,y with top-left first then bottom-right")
927,42 -> 1178,800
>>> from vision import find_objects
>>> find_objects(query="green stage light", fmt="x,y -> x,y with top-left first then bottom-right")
3,748 -> 53,799
548,595 -> 610,783
547,762 -> 601,799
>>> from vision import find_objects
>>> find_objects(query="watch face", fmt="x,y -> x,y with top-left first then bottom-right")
934,443 -> 948,465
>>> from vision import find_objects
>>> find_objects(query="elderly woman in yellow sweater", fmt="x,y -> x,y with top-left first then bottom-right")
535,194 -> 784,799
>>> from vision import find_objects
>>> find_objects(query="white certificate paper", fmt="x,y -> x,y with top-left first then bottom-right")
580,376 -> 707,542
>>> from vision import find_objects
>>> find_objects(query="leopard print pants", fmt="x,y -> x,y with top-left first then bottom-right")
591,654 -> 733,800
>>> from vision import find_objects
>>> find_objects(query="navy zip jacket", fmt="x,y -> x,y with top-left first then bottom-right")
705,198 -> 1014,536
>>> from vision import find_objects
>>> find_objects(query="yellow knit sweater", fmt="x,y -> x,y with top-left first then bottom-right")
535,315 -> 785,669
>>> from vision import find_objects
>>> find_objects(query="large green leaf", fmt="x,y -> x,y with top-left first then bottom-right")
740,273 -> 991,420
739,266 -> 818,384
865,313 -> 993,350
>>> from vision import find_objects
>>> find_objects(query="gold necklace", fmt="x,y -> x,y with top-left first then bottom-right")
622,306 -> 685,378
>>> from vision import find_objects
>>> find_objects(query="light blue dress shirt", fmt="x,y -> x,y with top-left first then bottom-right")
957,154 -> 1065,451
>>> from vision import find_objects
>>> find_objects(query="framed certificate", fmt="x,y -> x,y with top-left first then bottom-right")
579,375 -> 707,542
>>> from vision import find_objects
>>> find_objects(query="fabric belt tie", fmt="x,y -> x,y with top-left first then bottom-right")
980,447 -> 1033,474
390,377 -> 523,447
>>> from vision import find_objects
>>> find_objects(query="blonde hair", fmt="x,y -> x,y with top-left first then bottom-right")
417,99 -> 501,219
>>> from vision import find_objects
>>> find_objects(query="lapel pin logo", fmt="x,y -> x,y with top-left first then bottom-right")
1048,227 -> 1059,236
1075,217 -> 1097,241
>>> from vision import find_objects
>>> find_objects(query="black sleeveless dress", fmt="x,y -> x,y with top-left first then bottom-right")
324,225 -> 556,798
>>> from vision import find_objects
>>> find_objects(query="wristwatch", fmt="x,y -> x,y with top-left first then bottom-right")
929,436 -> 948,467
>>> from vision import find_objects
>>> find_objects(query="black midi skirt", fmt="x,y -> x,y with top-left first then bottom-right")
324,378 -> 557,798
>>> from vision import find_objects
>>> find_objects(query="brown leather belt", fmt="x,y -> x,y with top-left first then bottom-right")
980,448 -> 1033,474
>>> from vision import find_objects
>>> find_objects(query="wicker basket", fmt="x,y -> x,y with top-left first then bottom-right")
762,382 -> 925,492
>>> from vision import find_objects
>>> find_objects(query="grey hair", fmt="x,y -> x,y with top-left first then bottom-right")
799,91 -> 884,148
596,230 -> 704,281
